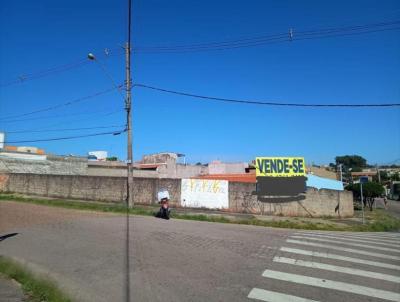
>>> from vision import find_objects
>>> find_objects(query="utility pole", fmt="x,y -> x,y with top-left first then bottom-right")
360,180 -> 365,224
125,0 -> 133,208
338,164 -> 343,183
376,164 -> 381,184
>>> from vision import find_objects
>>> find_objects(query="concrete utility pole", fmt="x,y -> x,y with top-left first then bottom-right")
376,164 -> 381,184
126,0 -> 133,208
360,181 -> 365,224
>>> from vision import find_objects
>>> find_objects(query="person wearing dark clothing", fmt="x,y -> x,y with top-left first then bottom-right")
155,198 -> 170,220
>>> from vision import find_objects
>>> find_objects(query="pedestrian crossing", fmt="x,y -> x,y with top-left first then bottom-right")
248,231 -> 400,302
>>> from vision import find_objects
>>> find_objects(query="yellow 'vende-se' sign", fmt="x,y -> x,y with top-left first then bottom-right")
256,157 -> 306,177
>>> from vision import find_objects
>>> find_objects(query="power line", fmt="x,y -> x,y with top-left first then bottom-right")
134,20 -> 400,52
0,108 -> 124,123
133,83 -> 400,108
0,47 -> 124,88
135,26 -> 400,53
4,125 -> 125,134
0,85 -> 122,121
2,20 -> 399,88
134,20 -> 400,53
4,129 -> 126,144
33,109 -> 124,128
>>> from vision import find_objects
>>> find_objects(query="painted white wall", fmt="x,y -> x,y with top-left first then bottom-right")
181,178 -> 229,209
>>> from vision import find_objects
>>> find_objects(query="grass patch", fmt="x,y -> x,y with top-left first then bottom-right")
1,193 -> 399,232
352,209 -> 400,232
0,193 -> 156,216
0,256 -> 71,302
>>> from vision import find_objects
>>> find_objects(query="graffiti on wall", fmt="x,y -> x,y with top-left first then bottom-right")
181,179 -> 229,209
0,174 -> 9,191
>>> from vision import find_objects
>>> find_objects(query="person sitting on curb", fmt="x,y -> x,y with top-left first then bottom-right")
155,197 -> 171,220
155,189 -> 171,220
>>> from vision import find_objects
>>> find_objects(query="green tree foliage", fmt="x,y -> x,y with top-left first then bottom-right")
378,170 -> 389,182
346,182 -> 385,211
106,156 -> 118,161
335,155 -> 367,182
335,155 -> 367,170
391,172 -> 400,181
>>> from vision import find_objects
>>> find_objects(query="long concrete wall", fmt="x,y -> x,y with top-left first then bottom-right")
0,173 -> 182,206
0,173 -> 353,217
0,157 -> 87,175
228,182 -> 353,217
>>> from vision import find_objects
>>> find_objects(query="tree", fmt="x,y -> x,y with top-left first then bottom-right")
106,156 -> 118,161
345,182 -> 385,211
335,155 -> 367,170
391,172 -> 400,181
335,155 -> 367,182
378,170 -> 389,182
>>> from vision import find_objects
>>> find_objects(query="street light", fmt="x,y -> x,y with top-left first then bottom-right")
87,50 -> 133,208
87,53 -> 96,60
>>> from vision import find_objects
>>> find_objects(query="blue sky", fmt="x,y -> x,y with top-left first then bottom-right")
0,0 -> 399,165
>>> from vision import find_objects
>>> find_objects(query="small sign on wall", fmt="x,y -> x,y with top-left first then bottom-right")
181,179 -> 229,209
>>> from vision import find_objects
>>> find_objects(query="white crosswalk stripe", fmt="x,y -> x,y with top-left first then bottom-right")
289,235 -> 400,253
292,233 -> 400,248
273,256 -> 400,283
248,288 -> 320,302
297,231 -> 400,237
248,231 -> 400,302
342,233 -> 400,238
286,239 -> 400,260
279,247 -> 400,271
297,232 -> 400,243
261,270 -> 400,302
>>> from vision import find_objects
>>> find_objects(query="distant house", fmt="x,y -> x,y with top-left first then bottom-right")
351,171 -> 377,182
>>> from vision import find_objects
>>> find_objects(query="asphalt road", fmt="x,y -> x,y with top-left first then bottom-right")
0,201 -> 399,302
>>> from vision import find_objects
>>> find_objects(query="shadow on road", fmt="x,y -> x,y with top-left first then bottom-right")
0,233 -> 19,242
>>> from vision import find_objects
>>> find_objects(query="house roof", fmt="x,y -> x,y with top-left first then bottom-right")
196,173 -> 256,183
138,163 -> 166,169
351,171 -> 377,176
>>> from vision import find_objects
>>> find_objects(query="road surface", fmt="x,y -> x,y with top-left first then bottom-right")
0,201 -> 399,302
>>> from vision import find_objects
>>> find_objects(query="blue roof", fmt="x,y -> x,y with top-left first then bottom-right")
306,174 -> 344,191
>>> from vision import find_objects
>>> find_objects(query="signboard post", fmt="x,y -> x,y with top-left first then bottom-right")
360,176 -> 368,224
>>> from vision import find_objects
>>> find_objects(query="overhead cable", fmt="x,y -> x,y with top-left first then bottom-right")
4,129 -> 126,144
133,83 -> 400,108
134,20 -> 400,53
0,47 -> 124,88
5,125 -> 125,134
0,85 -> 122,121
0,109 -> 124,123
